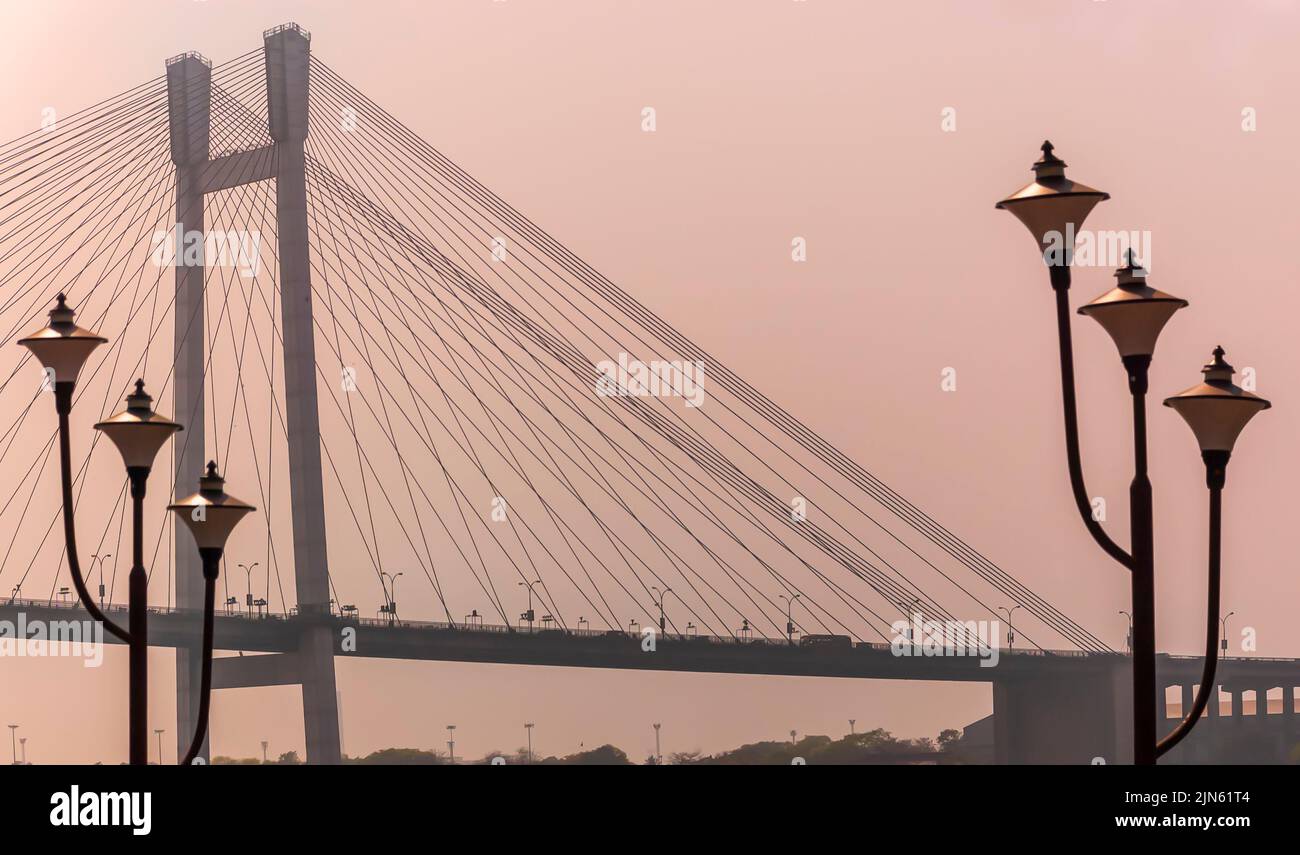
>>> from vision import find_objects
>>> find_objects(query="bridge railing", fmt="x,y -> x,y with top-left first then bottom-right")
0,597 -> 1125,658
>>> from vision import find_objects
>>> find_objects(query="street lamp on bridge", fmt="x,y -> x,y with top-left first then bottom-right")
997,605 -> 1022,651
997,144 -> 1271,765
380,570 -> 403,622
90,553 -> 111,607
518,577 -> 542,631
238,562 -> 260,615
1220,611 -> 1235,655
779,593 -> 803,645
651,585 -> 677,634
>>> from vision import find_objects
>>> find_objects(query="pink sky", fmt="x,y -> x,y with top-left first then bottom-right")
1,0 -> 1298,763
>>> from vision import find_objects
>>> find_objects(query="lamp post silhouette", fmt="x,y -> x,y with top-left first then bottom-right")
1158,347 -> 1270,753
168,461 -> 256,764
1119,610 -> 1134,655
518,577 -> 541,631
20,295 -> 193,766
1220,611 -> 1236,654
997,605 -> 1022,651
651,585 -> 677,634
779,593 -> 802,645
238,562 -> 259,615
90,553 -> 111,607
380,570 -> 403,622
998,145 -> 1270,764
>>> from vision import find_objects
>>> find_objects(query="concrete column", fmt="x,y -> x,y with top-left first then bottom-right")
264,23 -> 341,765
1284,686 -> 1296,748
1257,686 -> 1270,717
1180,684 -> 1193,721
166,51 -> 211,764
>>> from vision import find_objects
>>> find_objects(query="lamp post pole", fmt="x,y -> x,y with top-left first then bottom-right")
1158,349 -> 1269,755
997,605 -> 1022,651
780,593 -> 802,645
1220,611 -> 1235,655
239,562 -> 259,616
997,146 -> 1269,764
651,586 -> 678,635
16,287 -> 264,772
90,553 -> 111,608
21,299 -> 197,767
518,578 -> 541,631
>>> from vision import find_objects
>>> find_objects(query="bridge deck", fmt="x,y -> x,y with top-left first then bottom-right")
3,600 -> 1296,686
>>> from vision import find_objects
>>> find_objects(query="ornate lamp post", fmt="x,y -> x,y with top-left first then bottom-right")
169,461 -> 256,764
1159,347 -> 1269,754
997,145 -> 1270,763
20,295 -> 181,765
20,293 -> 254,766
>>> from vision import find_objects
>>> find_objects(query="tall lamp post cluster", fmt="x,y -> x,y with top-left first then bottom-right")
997,143 -> 1271,764
19,294 -> 256,766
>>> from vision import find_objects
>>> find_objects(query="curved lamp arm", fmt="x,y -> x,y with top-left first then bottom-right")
1157,482 -> 1223,757
1051,278 -> 1135,571
56,386 -> 129,642
181,571 -> 217,765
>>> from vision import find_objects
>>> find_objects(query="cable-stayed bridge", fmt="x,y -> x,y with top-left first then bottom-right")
0,24 -> 1295,764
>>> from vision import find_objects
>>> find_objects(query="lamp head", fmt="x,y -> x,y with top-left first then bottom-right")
94,379 -> 182,471
1164,347 -> 1271,453
995,141 -> 1110,271
17,294 -> 107,387
1077,250 -> 1188,358
168,461 -> 256,553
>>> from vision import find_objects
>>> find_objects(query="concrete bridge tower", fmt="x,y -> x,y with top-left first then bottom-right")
165,23 -> 341,764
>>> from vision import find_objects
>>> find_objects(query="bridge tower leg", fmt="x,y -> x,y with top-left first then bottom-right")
165,51 -> 212,764
264,23 -> 342,765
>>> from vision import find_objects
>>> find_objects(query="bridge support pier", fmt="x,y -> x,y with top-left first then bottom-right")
163,24 -> 341,764
992,661 -> 1131,764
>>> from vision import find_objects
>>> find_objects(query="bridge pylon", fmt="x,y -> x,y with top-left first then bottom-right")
165,23 -> 341,764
